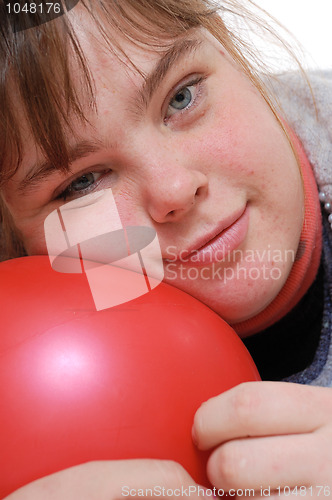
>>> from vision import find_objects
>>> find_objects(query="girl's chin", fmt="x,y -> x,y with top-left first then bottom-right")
163,274 -> 284,326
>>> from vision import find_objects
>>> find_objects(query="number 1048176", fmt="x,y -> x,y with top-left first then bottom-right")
6,3 -> 61,14
276,486 -> 331,497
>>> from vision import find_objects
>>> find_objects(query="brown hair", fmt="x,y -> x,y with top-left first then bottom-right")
0,0 -> 308,260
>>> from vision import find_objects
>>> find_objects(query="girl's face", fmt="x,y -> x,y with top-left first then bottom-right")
2,21 -> 304,331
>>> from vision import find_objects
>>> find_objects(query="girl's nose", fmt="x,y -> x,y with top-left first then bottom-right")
145,165 -> 208,224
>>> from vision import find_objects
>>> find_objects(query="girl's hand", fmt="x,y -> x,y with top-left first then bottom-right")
193,382 -> 332,499
4,459 -> 202,500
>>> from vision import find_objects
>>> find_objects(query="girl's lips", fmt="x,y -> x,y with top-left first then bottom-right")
174,205 -> 249,265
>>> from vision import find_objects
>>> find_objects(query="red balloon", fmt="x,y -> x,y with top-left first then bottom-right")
0,256 -> 260,498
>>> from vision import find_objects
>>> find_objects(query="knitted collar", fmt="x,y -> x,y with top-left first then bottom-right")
233,132 -> 322,337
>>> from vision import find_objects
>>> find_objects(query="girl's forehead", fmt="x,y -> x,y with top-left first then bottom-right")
75,14 -> 206,73
70,3 -> 215,70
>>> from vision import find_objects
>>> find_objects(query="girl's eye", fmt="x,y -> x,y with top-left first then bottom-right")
58,171 -> 104,201
169,86 -> 194,111
165,77 -> 204,119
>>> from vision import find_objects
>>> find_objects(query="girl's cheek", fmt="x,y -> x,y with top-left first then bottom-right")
22,227 -> 48,256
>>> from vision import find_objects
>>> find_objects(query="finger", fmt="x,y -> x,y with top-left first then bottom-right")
193,382 -> 332,450
5,460 -> 202,500
207,431 -> 331,491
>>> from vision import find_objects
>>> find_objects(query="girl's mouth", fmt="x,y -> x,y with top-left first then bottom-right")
171,205 -> 249,266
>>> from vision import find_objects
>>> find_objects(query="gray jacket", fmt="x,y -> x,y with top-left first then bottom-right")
266,71 -> 332,386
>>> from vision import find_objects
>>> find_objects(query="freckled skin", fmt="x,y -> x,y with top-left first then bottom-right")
2,22 -> 304,331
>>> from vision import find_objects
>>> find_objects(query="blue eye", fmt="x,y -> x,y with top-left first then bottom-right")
71,173 -> 95,191
59,171 -> 104,201
169,86 -> 193,111
165,76 -> 205,120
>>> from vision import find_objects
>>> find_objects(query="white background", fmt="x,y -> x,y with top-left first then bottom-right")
252,0 -> 332,69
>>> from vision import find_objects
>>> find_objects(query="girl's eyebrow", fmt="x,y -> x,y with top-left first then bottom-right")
138,37 -> 203,108
18,140 -> 104,196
